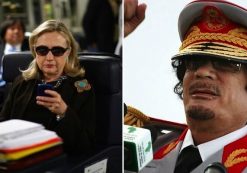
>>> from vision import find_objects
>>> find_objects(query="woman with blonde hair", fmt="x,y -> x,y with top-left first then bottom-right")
0,20 -> 95,155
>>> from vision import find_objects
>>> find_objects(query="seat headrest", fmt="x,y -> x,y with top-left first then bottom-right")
79,54 -> 122,94
2,52 -> 33,82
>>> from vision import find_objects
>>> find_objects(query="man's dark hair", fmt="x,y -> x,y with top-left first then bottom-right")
171,59 -> 186,99
0,17 -> 25,41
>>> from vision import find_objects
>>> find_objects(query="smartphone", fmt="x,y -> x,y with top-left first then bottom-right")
37,83 -> 54,96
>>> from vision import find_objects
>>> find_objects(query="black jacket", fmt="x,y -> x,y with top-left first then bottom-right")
0,75 -> 96,155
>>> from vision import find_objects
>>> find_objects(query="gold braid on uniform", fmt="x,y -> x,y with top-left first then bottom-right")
124,106 -> 150,127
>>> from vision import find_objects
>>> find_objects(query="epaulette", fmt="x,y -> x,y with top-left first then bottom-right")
124,105 -> 150,127
154,128 -> 187,159
222,134 -> 247,173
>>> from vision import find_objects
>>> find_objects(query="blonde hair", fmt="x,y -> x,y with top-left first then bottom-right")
22,20 -> 85,80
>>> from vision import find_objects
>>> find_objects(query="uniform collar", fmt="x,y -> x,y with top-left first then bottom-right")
181,125 -> 247,161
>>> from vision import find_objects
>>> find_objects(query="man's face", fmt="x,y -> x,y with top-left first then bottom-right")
4,23 -> 24,45
183,57 -> 247,135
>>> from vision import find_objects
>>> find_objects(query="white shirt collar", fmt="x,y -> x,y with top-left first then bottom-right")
4,43 -> 22,55
180,125 -> 247,161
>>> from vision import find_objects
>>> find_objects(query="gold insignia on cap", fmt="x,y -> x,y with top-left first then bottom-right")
74,79 -> 91,93
224,148 -> 247,168
175,6 -> 247,61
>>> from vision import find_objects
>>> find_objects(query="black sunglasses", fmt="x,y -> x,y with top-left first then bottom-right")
184,57 -> 242,73
35,46 -> 69,57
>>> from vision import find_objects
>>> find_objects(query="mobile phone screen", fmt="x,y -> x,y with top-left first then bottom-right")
37,84 -> 54,96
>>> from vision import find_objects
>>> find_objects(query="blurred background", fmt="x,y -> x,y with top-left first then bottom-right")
0,0 -> 121,53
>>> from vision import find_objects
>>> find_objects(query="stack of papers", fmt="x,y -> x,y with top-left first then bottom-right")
0,119 -> 63,171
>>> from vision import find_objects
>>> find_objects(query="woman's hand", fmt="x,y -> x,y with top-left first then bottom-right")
36,89 -> 67,115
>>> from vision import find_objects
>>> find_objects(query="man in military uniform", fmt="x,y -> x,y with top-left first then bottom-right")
124,0 -> 247,172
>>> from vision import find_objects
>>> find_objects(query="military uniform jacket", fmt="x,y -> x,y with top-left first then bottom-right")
0,75 -> 96,155
138,128 -> 247,173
